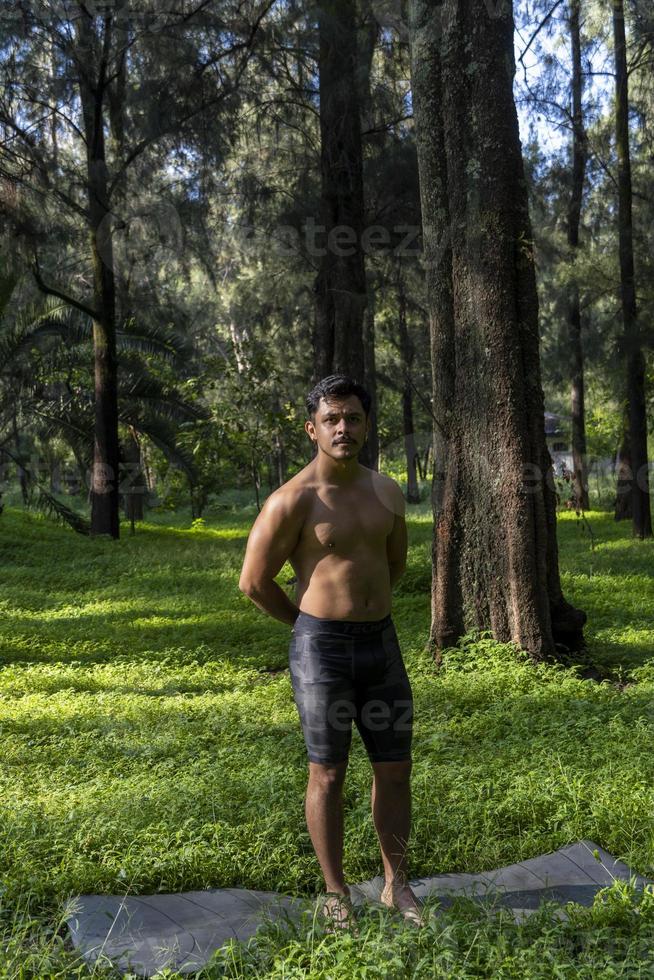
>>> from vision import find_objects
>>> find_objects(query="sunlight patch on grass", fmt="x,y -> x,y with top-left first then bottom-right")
1,505 -> 654,977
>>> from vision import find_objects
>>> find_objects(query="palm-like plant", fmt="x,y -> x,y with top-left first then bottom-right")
0,293 -> 207,534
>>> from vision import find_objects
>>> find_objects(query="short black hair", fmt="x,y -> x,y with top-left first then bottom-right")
306,375 -> 371,419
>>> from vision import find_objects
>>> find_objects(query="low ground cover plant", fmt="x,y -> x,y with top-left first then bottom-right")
0,507 -> 652,978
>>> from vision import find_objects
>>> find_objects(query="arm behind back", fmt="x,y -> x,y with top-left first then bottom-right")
385,479 -> 408,574
238,489 -> 305,594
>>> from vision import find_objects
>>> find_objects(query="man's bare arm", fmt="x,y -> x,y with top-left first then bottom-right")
386,480 -> 408,590
238,490 -> 305,627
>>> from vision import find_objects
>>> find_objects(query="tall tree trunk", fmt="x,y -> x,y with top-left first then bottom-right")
410,0 -> 586,659
397,263 -> 420,503
362,287 -> 380,470
409,0 -> 464,657
108,0 -> 131,332
50,40 -> 59,170
614,409 -> 633,520
312,0 -> 367,384
357,0 -> 379,471
612,0 -> 652,538
76,10 -> 120,538
567,0 -> 589,511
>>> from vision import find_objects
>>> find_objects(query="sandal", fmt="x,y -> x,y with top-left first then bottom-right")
320,886 -> 358,934
380,881 -> 427,928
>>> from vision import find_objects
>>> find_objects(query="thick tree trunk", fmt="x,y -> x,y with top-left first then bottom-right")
612,0 -> 652,538
361,287 -> 380,470
409,0 -> 464,658
567,0 -> 589,511
397,263 -> 420,503
76,11 -> 120,538
312,0 -> 367,384
357,0 -> 379,471
614,411 -> 633,520
410,0 -> 586,659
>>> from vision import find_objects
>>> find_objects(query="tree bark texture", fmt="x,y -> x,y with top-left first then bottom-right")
614,410 -> 633,521
567,0 -> 589,511
107,1 -> 131,331
76,10 -> 120,538
313,0 -> 367,386
397,263 -> 420,503
612,0 -> 652,538
361,286 -> 380,470
409,0 -> 463,658
409,0 -> 587,658
358,0 -> 380,471
121,425 -> 146,521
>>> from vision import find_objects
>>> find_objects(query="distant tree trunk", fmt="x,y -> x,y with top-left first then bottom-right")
251,454 -> 261,513
417,443 -> 432,482
12,411 -> 28,504
397,263 -> 420,503
50,40 -> 59,169
76,10 -> 120,538
410,0 -> 586,659
271,394 -> 287,487
313,0 -> 367,384
107,1 -> 131,331
567,0 -> 589,511
121,426 -> 145,522
50,456 -> 62,494
141,439 -> 156,492
612,0 -> 652,538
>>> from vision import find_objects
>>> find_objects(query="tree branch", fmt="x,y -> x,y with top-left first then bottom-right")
31,251 -> 98,320
519,0 -> 566,64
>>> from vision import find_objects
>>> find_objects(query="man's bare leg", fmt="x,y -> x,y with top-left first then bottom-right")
305,760 -> 353,924
371,759 -> 423,922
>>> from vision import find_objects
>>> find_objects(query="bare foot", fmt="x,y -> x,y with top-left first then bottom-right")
380,880 -> 426,927
321,886 -> 357,933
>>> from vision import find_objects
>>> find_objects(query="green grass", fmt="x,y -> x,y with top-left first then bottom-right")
0,505 -> 653,978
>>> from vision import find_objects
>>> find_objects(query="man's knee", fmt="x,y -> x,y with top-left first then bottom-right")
372,759 -> 412,784
308,760 -> 348,791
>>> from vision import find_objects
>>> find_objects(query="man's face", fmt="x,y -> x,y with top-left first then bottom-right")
305,395 -> 369,459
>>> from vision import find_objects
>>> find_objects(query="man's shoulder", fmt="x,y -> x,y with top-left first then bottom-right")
368,470 -> 405,514
369,468 -> 399,489
265,468 -> 315,512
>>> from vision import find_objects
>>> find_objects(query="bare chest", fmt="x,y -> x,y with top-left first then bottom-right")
298,492 -> 395,557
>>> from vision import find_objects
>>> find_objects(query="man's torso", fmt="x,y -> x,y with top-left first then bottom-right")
283,464 -> 398,621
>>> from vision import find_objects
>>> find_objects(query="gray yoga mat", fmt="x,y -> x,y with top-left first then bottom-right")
65,839 -> 652,978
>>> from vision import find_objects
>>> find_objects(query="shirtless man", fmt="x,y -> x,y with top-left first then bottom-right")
238,374 -> 423,928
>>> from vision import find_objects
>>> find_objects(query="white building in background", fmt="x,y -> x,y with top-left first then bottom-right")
545,412 -> 615,479
545,413 -> 573,476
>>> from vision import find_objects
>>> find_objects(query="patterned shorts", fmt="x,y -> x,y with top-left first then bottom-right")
288,610 -> 413,765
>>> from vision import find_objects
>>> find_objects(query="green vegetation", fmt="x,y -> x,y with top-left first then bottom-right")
1,506 -> 653,978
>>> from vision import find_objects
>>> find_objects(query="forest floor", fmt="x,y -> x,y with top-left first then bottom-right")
1,504 -> 653,978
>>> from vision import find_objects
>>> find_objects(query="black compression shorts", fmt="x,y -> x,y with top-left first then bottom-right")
288,610 -> 414,765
